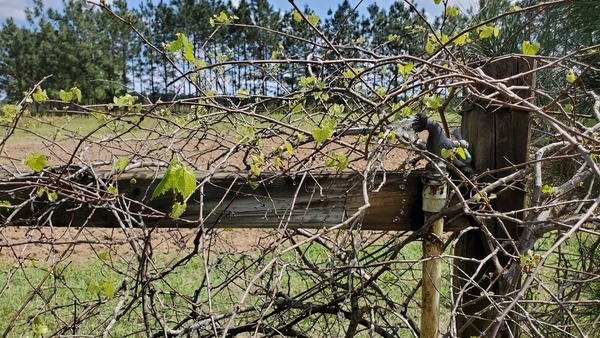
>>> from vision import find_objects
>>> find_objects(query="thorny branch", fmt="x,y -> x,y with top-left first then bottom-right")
0,1 -> 598,337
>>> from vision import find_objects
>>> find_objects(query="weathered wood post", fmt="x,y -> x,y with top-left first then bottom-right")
421,161 -> 448,338
454,57 -> 534,337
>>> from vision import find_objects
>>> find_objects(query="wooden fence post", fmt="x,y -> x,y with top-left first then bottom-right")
421,162 -> 448,338
454,57 -> 534,337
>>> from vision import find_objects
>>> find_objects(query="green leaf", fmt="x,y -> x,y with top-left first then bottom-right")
0,200 -> 11,207
237,87 -> 250,97
307,13 -> 319,25
108,184 -> 118,195
59,90 -> 73,102
168,33 -> 184,52
312,118 -> 336,144
32,317 -> 48,336
98,251 -> 109,260
434,0 -> 442,4
250,163 -> 261,176
72,87 -> 82,103
521,40 -> 540,55
113,93 -> 137,106
103,280 -> 115,298
25,153 -> 47,172
184,43 -> 195,63
423,94 -> 442,109
328,103 -> 345,116
87,281 -> 102,295
292,10 -> 302,22
477,24 -> 500,39
284,141 -> 294,155
441,148 -> 454,159
300,76 -> 315,88
342,67 -> 363,79
1,104 -> 20,120
541,184 -> 554,194
333,152 -> 349,171
171,202 -> 187,219
440,34 -> 450,44
151,160 -> 197,200
46,190 -> 58,202
37,186 -> 57,202
566,69 -> 576,83
32,87 -> 48,104
113,157 -> 129,172
397,62 -> 414,76
59,87 -> 82,103
425,33 -> 437,54
453,32 -> 469,45
446,6 -> 459,17
312,127 -> 333,144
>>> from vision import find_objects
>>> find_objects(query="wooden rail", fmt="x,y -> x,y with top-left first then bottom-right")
0,170 -> 469,231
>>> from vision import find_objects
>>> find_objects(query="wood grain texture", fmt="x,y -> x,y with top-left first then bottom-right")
455,57 -> 533,337
0,170 -> 470,231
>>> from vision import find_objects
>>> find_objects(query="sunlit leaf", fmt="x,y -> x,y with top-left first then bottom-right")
87,281 -> 102,295
566,69 -> 576,83
237,87 -> 250,97
453,32 -> 469,45
329,103 -> 345,115
292,10 -> 302,22
312,126 -> 334,144
441,148 -> 454,159
398,62 -> 414,76
541,184 -> 554,194
308,13 -> 319,25
103,280 -> 115,298
114,157 -> 129,172
171,202 -> 187,219
477,24 -> 500,39
32,86 -> 48,104
98,251 -> 109,260
46,190 -> 58,202
108,184 -> 118,194
522,40 -> 540,55
152,160 -> 197,200
59,90 -> 73,102
284,141 -> 294,155
25,153 -> 47,172
446,6 -> 459,17
250,163 -> 261,176
423,94 -> 442,109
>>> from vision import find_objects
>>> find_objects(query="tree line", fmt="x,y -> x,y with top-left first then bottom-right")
0,0 -> 433,104
1,0 -> 598,105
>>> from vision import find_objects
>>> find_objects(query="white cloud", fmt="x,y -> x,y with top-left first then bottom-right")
0,0 -> 108,25
0,0 -> 32,22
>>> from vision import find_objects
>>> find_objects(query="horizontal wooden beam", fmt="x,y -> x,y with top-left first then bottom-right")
0,170 -> 469,231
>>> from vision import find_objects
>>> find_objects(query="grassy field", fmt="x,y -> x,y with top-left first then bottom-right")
0,237 -> 436,337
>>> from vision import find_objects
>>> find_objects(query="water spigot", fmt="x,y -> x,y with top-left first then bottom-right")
411,112 -> 474,177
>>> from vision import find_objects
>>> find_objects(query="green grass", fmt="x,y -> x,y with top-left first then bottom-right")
0,238 -> 433,337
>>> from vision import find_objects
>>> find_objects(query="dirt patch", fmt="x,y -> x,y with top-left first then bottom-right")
1,116 -> 420,262
0,226 -> 273,263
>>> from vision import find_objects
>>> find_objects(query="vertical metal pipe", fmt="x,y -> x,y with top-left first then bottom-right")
420,162 -> 447,338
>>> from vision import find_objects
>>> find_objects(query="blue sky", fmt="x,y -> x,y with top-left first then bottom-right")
0,0 -> 477,26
